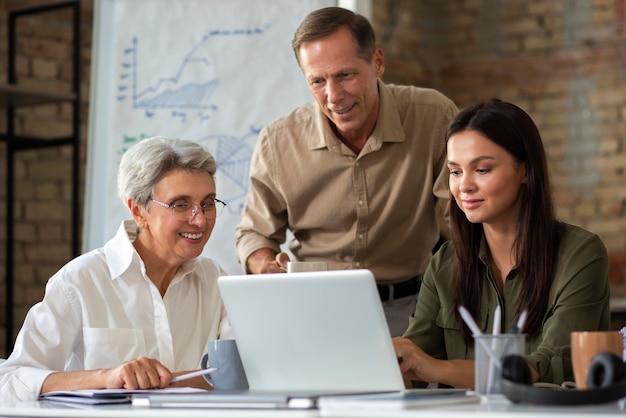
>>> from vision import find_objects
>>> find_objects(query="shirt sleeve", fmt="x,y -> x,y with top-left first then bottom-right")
524,229 -> 610,383
403,242 -> 455,360
234,127 -> 288,270
432,99 -> 458,202
402,243 -> 457,387
0,275 -> 81,402
431,99 -> 457,235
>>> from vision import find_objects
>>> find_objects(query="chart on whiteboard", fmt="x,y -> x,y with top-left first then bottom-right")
113,30 -> 262,214
97,0 -> 332,274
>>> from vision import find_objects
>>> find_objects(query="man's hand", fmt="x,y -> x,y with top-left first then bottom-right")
246,248 -> 290,274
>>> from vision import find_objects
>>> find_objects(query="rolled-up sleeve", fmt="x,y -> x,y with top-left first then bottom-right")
0,276 -> 80,402
524,227 -> 610,383
234,127 -> 288,270
0,367 -> 54,403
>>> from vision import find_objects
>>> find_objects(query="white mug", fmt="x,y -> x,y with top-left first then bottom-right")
286,261 -> 328,273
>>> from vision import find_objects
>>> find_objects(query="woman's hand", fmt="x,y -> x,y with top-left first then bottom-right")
168,371 -> 213,390
393,337 -> 439,386
102,357 -> 172,390
41,356 -> 174,395
393,337 -> 477,389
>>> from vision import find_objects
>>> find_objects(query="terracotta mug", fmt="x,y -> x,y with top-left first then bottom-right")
571,331 -> 624,389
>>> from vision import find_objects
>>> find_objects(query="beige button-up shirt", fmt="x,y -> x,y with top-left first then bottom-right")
235,81 -> 458,284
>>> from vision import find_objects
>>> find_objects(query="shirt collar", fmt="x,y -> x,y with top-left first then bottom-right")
103,220 -> 199,282
477,232 -> 519,279
104,220 -> 140,280
309,79 -> 406,151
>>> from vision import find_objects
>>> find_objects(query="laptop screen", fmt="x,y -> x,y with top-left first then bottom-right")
217,269 -> 405,392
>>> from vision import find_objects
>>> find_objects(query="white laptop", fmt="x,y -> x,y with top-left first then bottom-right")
217,269 -> 405,393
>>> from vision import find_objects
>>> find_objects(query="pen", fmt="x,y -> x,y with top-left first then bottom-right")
492,305 -> 501,336
458,306 -> 502,368
170,367 -> 217,383
458,306 -> 482,337
510,309 -> 528,334
487,305 -> 501,393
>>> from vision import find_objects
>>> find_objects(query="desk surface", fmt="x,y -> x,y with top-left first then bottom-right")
1,396 -> 626,418
0,401 -> 317,418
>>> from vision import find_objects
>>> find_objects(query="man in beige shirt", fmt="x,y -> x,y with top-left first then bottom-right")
235,6 -> 457,336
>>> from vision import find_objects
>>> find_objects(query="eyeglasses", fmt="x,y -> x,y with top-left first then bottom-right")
150,198 -> 227,220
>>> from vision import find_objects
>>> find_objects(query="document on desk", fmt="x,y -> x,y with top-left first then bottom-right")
40,387 -> 208,405
317,389 -> 481,411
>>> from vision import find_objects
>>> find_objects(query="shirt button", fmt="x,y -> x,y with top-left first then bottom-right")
358,234 -> 363,240
358,200 -> 364,206
354,262 -> 361,267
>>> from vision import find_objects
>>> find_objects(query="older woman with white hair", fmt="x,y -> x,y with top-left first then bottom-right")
0,136 -> 232,401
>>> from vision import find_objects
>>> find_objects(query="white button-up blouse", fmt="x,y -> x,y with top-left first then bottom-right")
0,220 -> 232,402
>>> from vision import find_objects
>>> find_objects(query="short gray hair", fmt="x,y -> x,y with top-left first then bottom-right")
117,136 -> 217,206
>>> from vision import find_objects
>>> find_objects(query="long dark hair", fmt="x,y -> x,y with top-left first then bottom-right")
447,99 -> 560,345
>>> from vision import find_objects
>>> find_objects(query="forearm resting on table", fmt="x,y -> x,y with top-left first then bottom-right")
421,358 -> 538,390
434,359 -> 475,389
41,369 -> 116,394
40,357 -> 187,394
394,337 -> 476,389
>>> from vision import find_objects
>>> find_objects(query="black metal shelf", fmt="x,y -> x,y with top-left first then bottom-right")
0,84 -> 77,108
1,1 -> 81,355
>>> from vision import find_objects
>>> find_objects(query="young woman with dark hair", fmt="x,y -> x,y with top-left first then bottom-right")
393,99 -> 609,389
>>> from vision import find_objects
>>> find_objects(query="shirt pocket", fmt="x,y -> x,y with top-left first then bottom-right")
436,305 -> 471,359
83,327 -> 147,370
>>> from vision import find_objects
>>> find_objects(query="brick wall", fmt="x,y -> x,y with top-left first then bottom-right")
0,0 -> 625,357
374,0 -> 626,307
0,0 -> 93,357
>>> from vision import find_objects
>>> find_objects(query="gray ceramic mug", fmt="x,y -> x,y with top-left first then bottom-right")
201,339 -> 249,390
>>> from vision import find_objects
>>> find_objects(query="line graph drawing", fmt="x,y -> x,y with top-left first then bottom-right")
116,26 -> 268,119
113,23 -> 272,214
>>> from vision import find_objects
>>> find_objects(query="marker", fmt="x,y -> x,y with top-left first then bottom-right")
458,306 -> 483,336
492,305 -> 501,336
170,367 -> 217,383
458,306 -> 501,368
510,309 -> 528,334
487,305 -> 501,393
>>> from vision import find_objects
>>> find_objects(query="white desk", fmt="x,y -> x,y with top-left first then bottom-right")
319,396 -> 626,417
1,396 -> 626,418
0,401 -> 317,418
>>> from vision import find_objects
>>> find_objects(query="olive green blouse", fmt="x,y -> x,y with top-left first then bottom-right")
403,222 -> 610,384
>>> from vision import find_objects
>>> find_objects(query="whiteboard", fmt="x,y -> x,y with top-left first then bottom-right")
84,0 -> 335,275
